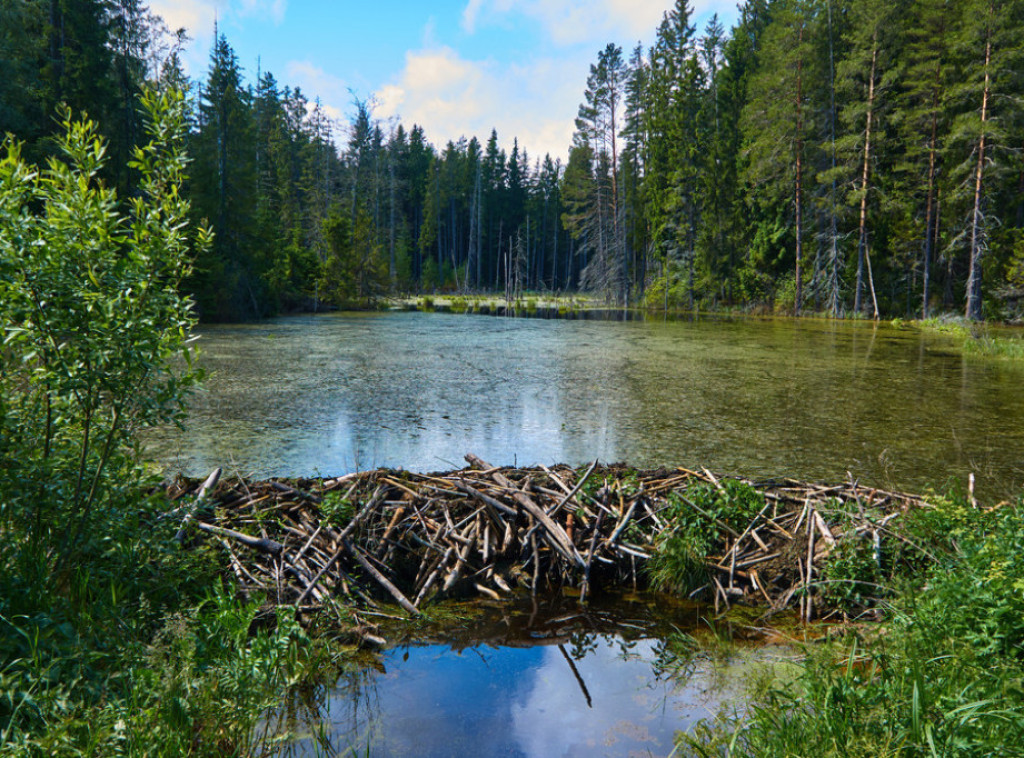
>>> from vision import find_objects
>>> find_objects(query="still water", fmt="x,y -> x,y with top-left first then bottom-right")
268,596 -> 787,758
152,311 -> 1024,499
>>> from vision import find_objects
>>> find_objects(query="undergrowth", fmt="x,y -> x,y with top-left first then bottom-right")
679,498 -> 1024,757
647,480 -> 764,595
0,93 -> 331,756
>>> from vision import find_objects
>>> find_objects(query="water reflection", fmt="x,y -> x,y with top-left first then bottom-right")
269,597 -> 771,758
149,312 -> 1024,499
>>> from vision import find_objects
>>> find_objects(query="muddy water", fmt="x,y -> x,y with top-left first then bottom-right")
151,311 -> 1024,499
268,595 -> 793,758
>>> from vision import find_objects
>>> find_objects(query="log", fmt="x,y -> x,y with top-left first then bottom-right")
196,521 -> 283,555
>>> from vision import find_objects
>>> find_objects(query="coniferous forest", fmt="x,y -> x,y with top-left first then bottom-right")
4,0 -> 1024,321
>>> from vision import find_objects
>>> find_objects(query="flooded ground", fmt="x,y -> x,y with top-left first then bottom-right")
150,311 -> 1024,499
268,595 -> 797,758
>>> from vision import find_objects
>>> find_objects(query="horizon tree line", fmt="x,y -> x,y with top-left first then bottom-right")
3,0 -> 1023,320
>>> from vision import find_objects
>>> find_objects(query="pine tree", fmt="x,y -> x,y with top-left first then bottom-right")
834,0 -> 901,318
895,0 -> 952,317
740,0 -> 819,314
190,30 -> 257,319
948,0 -> 1024,319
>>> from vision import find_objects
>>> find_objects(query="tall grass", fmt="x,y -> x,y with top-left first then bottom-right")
679,497 -> 1024,757
917,316 -> 1024,361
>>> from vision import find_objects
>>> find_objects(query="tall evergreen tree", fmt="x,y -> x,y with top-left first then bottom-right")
740,0 -> 819,314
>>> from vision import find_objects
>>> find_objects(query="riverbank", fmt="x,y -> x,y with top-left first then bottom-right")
388,295 -> 1024,362
902,314 -> 1024,360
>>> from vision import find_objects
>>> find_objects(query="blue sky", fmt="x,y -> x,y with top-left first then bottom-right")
149,0 -> 739,161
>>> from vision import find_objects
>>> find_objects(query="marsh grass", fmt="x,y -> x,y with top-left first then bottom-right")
917,316 -> 1024,361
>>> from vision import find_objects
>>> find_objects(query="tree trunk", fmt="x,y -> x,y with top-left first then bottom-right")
855,42 -> 880,320
826,0 -> 842,316
794,25 -> 804,316
965,13 -> 992,322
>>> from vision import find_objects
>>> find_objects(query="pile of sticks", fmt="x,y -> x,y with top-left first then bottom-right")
166,454 -> 935,625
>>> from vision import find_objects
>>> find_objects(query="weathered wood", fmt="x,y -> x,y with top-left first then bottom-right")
175,456 -> 936,623
173,467 -> 222,543
196,521 -> 283,555
342,538 -> 419,616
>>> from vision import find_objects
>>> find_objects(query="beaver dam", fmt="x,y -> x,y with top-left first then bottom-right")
169,454 -> 940,638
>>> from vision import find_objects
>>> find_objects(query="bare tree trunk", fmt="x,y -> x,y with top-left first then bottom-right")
921,52 -> 943,319
389,155 -> 397,287
855,41 -> 880,319
965,14 -> 992,322
826,0 -> 842,316
794,25 -> 804,316
922,112 -> 938,318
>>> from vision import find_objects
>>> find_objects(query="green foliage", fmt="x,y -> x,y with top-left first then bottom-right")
648,481 -> 764,595
1,88 -> 208,567
320,491 -> 355,528
821,532 -> 884,613
0,93 -> 326,756
681,501 -> 1024,757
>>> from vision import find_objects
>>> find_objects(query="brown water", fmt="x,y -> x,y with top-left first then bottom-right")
151,311 -> 1024,499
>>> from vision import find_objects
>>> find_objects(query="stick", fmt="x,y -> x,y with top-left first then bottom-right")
173,467 -> 221,542
343,539 -> 419,616
196,522 -> 282,555
270,480 -> 321,503
294,486 -> 385,606
543,459 -> 600,516
415,547 -> 453,606
580,510 -> 605,604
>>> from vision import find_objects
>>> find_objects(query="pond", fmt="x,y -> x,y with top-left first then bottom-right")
151,311 -> 1024,500
266,594 -> 794,758
151,311 -> 1024,755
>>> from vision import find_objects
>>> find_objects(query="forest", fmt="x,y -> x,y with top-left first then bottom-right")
4,0 -> 1024,321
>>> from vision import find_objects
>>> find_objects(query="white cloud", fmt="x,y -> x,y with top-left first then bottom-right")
460,0 -> 666,45
461,0 -> 735,46
375,45 -> 586,162
148,0 -> 223,36
461,0 -> 486,33
147,0 -> 285,76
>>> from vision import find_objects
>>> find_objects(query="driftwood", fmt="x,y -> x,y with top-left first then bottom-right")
167,455 -> 938,626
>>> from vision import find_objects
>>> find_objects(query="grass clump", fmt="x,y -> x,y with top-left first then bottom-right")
918,316 -> 1024,361
648,481 -> 764,595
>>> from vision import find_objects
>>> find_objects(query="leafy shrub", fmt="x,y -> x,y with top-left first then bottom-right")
0,91 -> 324,756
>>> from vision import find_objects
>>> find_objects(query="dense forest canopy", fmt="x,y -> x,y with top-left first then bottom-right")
4,0 -> 1024,320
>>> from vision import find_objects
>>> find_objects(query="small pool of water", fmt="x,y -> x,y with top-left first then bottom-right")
267,596 -> 796,758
